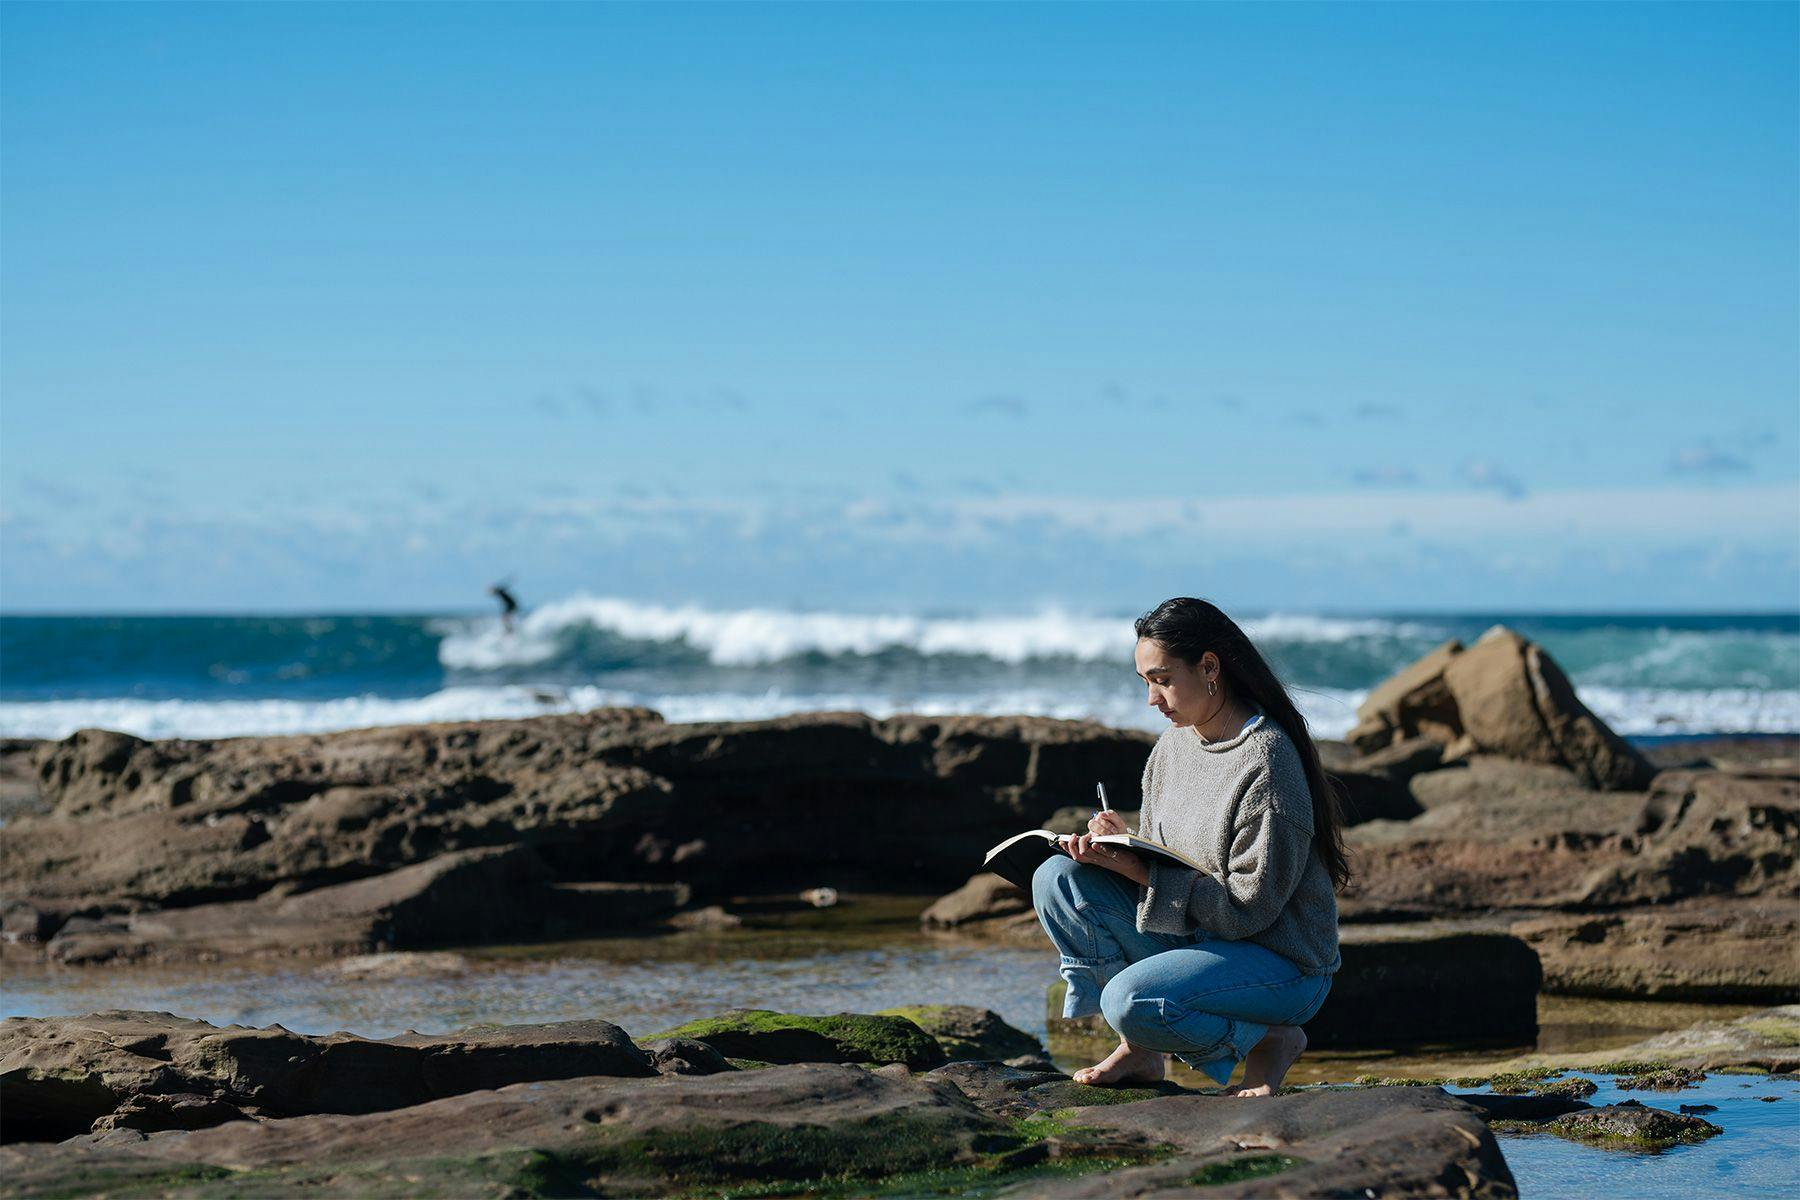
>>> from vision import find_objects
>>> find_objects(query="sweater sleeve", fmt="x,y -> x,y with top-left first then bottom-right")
1136,772 -> 1316,938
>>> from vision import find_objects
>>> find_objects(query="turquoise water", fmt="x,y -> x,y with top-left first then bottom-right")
1452,1073 -> 1800,1199
4,605 -> 1795,740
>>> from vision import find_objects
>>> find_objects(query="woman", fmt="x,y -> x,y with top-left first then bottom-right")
1031,597 -> 1348,1095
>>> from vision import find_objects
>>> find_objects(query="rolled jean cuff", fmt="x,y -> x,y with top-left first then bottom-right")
1173,1017 -> 1267,1087
1059,954 -> 1125,1018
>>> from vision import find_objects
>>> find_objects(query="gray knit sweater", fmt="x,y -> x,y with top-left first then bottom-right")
1133,711 -> 1341,975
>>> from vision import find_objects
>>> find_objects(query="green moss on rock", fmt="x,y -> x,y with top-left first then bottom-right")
649,1010 -> 947,1070
1186,1154 -> 1304,1186
874,1005 -> 1045,1063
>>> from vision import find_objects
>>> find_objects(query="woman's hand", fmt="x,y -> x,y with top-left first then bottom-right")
1060,832 -> 1148,885
1087,810 -> 1128,838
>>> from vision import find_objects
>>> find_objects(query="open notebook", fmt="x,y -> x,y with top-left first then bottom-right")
981,828 -> 1205,891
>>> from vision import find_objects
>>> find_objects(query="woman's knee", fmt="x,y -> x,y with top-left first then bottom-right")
1101,980 -> 1230,1056
1101,984 -> 1177,1051
1031,852 -> 1083,909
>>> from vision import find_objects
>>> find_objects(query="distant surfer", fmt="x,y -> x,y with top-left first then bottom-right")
488,582 -> 521,633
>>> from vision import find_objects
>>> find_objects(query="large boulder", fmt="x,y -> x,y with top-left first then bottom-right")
1350,627 -> 1653,790
0,1010 -> 656,1143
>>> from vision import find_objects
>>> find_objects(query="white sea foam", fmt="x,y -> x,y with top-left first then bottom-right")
4,683 -> 1792,743
433,595 -> 1448,671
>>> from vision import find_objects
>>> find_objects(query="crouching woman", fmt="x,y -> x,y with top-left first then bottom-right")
1032,597 -> 1349,1095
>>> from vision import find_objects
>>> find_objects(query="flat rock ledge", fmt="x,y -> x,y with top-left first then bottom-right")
0,1006 -> 1528,1198
1,1058 -> 1519,1199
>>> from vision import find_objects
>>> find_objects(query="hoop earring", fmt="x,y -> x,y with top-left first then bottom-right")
1207,681 -> 1216,696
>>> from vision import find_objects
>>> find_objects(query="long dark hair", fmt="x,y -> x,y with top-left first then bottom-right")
1134,597 -> 1352,891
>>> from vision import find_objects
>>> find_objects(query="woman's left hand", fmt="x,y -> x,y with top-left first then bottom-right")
1061,833 -> 1148,885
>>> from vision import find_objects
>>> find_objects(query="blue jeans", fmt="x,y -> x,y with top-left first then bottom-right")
1031,854 -> 1332,1086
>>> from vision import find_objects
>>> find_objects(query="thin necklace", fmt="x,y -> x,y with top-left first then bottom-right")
1190,691 -> 1233,742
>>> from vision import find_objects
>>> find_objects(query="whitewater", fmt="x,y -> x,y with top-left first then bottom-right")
1,597 -> 1795,742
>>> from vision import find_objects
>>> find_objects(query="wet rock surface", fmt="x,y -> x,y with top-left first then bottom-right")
646,1008 -> 950,1071
0,1015 -> 1519,1199
876,1003 -> 1049,1063
1540,1099 -> 1722,1149
0,1010 -> 655,1143
1033,1085 -> 1514,1198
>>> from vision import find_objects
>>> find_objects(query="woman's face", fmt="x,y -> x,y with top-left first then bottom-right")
1134,638 -> 1215,728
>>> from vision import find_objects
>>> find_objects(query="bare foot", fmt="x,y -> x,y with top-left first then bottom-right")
1222,1025 -> 1306,1098
1071,1039 -> 1167,1087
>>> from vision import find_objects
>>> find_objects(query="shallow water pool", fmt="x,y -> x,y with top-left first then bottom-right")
4,899 -> 1793,1198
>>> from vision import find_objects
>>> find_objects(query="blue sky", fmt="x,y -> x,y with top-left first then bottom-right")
3,1 -> 1796,613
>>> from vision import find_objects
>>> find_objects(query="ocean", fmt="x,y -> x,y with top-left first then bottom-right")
1,598 -> 1796,742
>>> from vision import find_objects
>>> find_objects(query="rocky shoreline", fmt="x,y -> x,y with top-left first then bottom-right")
7,1003 -> 1790,1197
923,628 -> 1800,1011
2,625 -> 1796,1193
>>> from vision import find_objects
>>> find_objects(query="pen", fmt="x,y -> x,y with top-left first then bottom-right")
1095,782 -> 1111,814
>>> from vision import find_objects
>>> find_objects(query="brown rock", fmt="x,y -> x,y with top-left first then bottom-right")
1576,768 -> 1800,905
921,873 -> 1031,929
1511,899 -> 1800,1002
1041,1086 -> 1513,1198
2,712 -> 1155,959
1049,926 -> 1541,1051
0,1009 -> 655,1144
1350,627 -> 1652,790
1310,927 -> 1542,1049
0,1064 -> 1015,1197
1349,638 -> 1466,752
1348,736 -> 1448,784
1444,629 -> 1653,790
1544,1099 -> 1720,1148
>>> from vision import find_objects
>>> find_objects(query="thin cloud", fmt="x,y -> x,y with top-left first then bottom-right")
19,476 -> 88,507
1353,402 -> 1404,420
1351,466 -> 1419,487
1458,457 -> 1527,500
1668,441 -> 1750,476
966,394 -> 1029,417
1099,382 -> 1173,410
